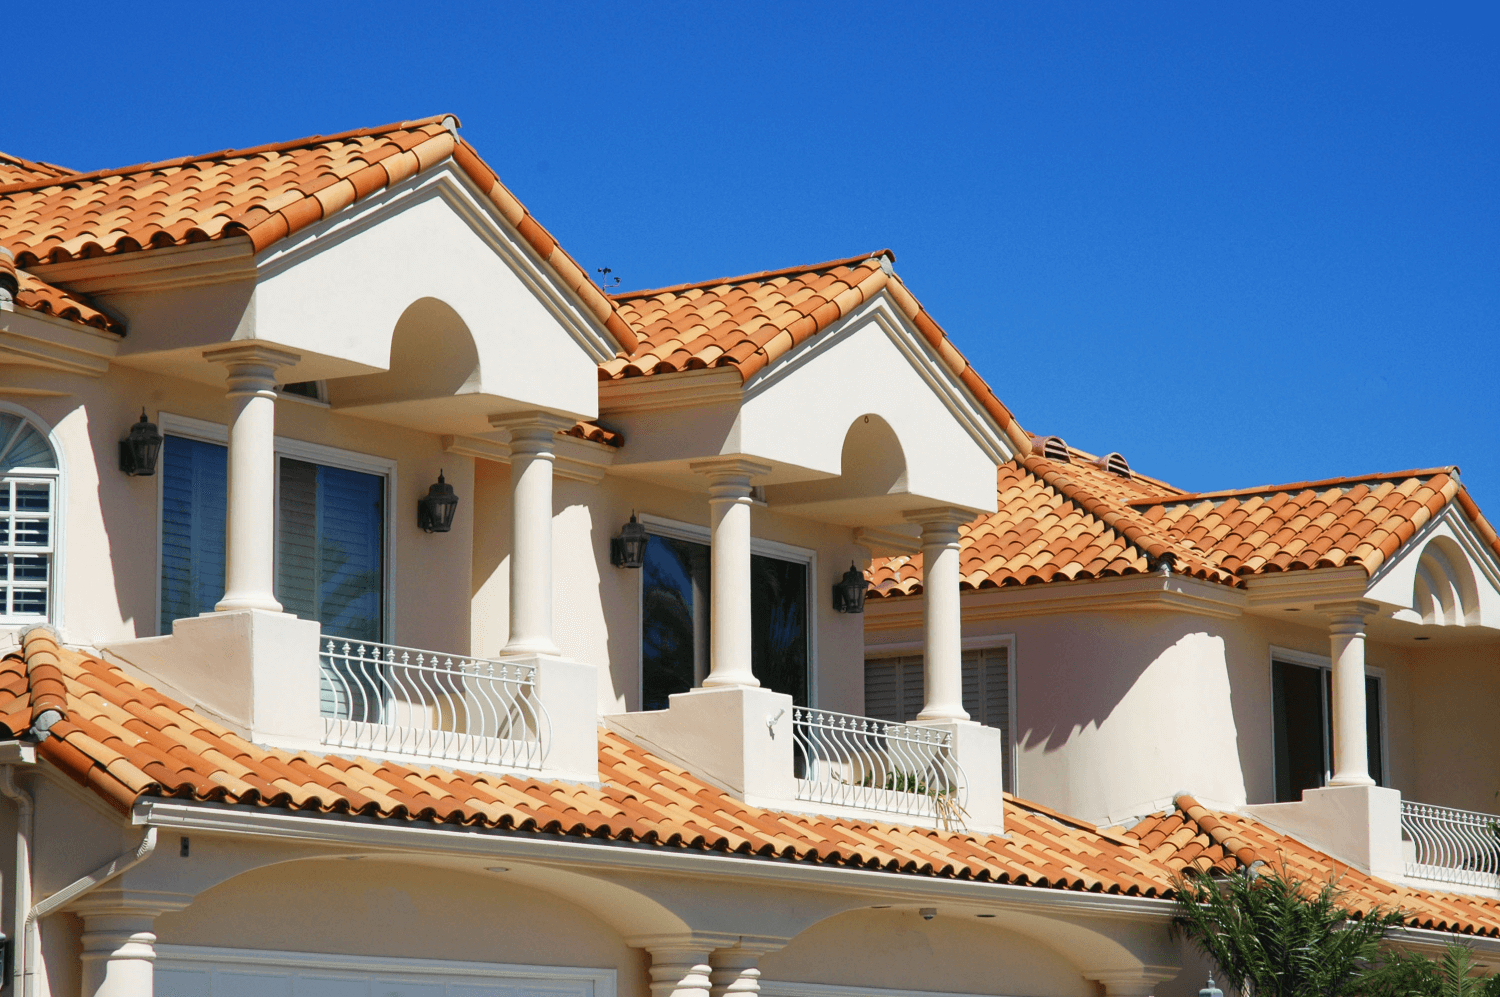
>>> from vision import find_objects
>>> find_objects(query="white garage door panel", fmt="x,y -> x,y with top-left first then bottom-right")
154,946 -> 610,997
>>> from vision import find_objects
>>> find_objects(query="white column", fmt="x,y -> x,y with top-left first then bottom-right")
205,344 -> 299,614
709,947 -> 763,997
1317,600 -> 1380,787
492,412 -> 574,657
647,946 -> 715,997
906,508 -> 972,721
74,890 -> 191,997
691,458 -> 772,689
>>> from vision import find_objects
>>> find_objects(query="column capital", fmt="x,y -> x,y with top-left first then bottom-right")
1085,967 -> 1180,997
489,410 -> 578,437
203,342 -> 302,370
690,457 -> 775,483
1314,599 -> 1382,625
903,506 -> 976,529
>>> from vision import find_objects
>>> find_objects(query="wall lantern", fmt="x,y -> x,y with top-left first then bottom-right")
417,471 -> 459,533
832,563 -> 868,614
610,513 -> 648,568
1199,976 -> 1223,997
118,409 -> 163,476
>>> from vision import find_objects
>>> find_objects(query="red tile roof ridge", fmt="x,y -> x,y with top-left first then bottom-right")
1058,443 -> 1186,496
1455,488 -> 1500,564
611,250 -> 895,300
0,114 -> 460,197
1128,467 -> 1462,506
0,151 -> 76,182
1021,455 -> 1236,585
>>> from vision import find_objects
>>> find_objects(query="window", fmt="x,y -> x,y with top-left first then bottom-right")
639,532 -> 810,710
0,413 -> 58,624
1272,657 -> 1385,802
160,429 -> 387,644
865,646 -> 1014,791
160,435 -> 228,631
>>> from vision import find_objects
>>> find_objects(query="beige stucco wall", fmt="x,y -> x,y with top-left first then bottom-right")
155,859 -> 649,994
760,907 -> 1094,996
864,590 -> 1492,824
4,363 -> 473,656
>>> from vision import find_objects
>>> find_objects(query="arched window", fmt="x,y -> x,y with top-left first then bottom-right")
0,412 -> 58,623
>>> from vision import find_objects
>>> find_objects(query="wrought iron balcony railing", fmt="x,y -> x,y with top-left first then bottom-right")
320,639 -> 549,770
791,707 -> 966,825
1401,800 -> 1500,889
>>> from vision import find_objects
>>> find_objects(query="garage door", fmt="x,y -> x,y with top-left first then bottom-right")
154,946 -> 613,997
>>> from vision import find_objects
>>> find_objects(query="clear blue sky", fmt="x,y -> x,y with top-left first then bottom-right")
8,3 -> 1497,501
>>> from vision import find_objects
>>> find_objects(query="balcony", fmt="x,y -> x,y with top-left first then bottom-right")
1402,800 -> 1500,889
792,707 -> 966,825
319,638 -> 549,770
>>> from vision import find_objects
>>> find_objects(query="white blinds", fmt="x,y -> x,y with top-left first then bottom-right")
276,457 -> 384,643
864,647 -> 1012,791
160,436 -> 228,633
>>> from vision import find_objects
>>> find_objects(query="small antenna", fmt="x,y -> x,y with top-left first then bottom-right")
596,266 -> 621,290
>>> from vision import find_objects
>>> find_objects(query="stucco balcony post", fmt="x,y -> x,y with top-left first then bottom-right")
905,508 -> 973,721
709,945 -> 767,997
205,344 -> 300,614
692,458 -> 773,689
491,412 -> 576,657
74,890 -> 192,997
1316,599 -> 1381,787
646,945 -> 715,997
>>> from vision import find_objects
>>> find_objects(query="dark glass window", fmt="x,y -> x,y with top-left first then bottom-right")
1272,659 -> 1384,802
277,458 -> 384,643
639,534 -> 809,710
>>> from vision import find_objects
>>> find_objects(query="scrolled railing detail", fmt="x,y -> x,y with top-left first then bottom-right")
1401,800 -> 1500,889
320,639 -> 549,770
791,707 -> 967,825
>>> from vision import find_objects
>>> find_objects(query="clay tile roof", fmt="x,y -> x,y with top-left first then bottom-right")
12,635 -> 1500,933
10,267 -> 122,333
1125,796 -> 1500,937
0,117 -> 636,353
872,456 -> 1500,598
606,252 -> 1031,456
0,151 -> 75,186
566,420 -> 623,448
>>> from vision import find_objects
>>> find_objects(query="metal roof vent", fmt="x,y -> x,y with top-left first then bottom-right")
1094,452 -> 1132,478
1030,435 -> 1070,462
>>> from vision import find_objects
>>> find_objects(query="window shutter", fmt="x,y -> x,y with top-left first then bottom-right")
277,458 -> 319,622
864,658 -> 900,721
160,436 -> 227,634
898,656 -> 924,722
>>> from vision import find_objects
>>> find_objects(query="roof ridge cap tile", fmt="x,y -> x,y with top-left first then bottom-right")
20,627 -> 67,720
611,251 -> 893,300
0,114 -> 458,197
1130,467 -> 1461,507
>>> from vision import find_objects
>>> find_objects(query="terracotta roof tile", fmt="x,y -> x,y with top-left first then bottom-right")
872,455 -> 1500,597
0,151 -> 74,187
607,253 -> 1032,456
9,267 -> 122,333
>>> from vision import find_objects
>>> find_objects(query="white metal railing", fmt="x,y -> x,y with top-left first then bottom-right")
320,639 -> 550,770
791,707 -> 967,824
1402,800 -> 1500,888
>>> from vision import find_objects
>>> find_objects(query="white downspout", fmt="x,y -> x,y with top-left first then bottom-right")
23,827 -> 157,997
0,756 -> 34,997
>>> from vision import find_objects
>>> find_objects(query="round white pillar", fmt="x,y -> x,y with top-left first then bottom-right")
1319,600 -> 1380,787
205,344 -> 299,614
908,509 -> 972,722
500,422 -> 565,655
647,946 -> 715,997
80,912 -> 157,997
692,458 -> 772,689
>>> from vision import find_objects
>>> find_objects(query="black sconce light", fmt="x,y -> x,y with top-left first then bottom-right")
610,513 -> 648,568
832,563 -> 868,614
118,409 -> 163,476
417,471 -> 459,533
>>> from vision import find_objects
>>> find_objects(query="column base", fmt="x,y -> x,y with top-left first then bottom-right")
493,652 -> 601,783
1244,784 -> 1403,880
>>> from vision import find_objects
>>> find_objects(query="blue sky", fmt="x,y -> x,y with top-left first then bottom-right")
8,3 -> 1497,500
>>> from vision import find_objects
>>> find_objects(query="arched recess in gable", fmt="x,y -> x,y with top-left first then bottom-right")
1412,535 -> 1479,626
325,297 -> 482,409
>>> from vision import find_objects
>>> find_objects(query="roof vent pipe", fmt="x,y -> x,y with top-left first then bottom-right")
0,248 -> 17,312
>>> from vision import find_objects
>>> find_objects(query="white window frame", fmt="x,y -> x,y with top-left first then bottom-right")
635,512 -> 819,708
1267,644 -> 1390,799
155,413 -> 398,642
153,944 -> 616,997
0,403 -> 65,630
865,633 -> 1019,795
